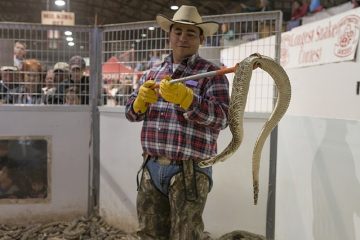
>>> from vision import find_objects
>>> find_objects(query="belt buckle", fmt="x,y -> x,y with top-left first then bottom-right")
157,156 -> 172,165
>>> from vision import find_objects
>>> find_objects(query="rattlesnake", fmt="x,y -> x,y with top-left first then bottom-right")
199,53 -> 291,205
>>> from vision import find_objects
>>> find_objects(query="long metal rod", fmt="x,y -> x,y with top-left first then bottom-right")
169,65 -> 237,84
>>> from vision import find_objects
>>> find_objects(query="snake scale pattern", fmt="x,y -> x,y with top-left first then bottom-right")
199,53 -> 291,205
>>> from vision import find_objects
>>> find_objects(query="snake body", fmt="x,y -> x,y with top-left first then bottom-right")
199,53 -> 291,205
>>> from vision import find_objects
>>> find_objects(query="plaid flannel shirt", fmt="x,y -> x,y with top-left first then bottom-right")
125,53 -> 229,161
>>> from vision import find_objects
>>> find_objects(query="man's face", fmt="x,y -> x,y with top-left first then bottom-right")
169,23 -> 204,63
14,42 -> 26,59
70,67 -> 83,82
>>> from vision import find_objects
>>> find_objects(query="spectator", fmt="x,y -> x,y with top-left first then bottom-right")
42,69 -> 57,104
13,41 -> 26,70
68,55 -> 89,104
7,59 -> 44,104
309,0 -> 324,12
291,0 -> 310,20
0,66 -> 19,103
53,62 -> 70,84
220,22 -> 235,46
51,62 -> 70,104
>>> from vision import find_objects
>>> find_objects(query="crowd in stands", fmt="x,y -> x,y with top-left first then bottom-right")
0,41 -> 89,105
287,0 -> 359,30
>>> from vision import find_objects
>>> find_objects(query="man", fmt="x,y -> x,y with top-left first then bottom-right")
13,41 -> 26,69
59,55 -> 89,104
125,5 -> 229,240
0,66 -> 19,103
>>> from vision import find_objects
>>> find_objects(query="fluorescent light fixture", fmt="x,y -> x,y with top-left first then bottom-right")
135,39 -> 141,43
141,33 -> 147,38
66,36 -> 74,41
170,5 -> 179,10
55,0 -> 66,6
68,42 -> 75,46
64,31 -> 72,36
148,26 -> 155,31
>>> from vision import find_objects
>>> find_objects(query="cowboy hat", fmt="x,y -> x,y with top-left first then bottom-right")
156,5 -> 219,37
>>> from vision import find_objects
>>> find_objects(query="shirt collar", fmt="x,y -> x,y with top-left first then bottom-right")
163,53 -> 199,69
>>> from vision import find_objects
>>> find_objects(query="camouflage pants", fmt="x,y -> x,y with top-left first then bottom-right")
136,158 -> 212,240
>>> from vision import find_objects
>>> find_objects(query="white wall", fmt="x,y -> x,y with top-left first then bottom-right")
275,24 -> 360,239
277,116 -> 360,240
0,106 -> 91,224
99,108 -> 271,237
285,60 -> 360,120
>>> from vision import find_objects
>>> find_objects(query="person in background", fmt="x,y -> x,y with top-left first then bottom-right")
58,56 -> 89,105
42,69 -> 57,104
125,5 -> 230,240
309,0 -> 324,12
0,66 -> 19,103
49,62 -> 70,104
68,55 -> 89,105
291,0 -> 310,20
220,22 -> 235,46
13,41 -> 26,70
6,59 -> 44,104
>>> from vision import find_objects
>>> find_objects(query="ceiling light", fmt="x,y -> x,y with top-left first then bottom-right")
170,5 -> 179,10
66,36 -> 74,41
141,33 -> 147,38
55,0 -> 66,6
148,26 -> 155,31
68,42 -> 75,46
64,31 -> 72,36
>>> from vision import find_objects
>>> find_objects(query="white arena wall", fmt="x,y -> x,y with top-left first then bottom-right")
275,8 -> 360,240
276,55 -> 360,240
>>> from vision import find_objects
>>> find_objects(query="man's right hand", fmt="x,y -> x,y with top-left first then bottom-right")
133,80 -> 158,113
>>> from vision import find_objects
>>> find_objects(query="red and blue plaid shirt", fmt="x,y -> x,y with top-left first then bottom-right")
126,53 -> 229,161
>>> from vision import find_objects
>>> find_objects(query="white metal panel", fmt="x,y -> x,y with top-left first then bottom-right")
0,106 -> 91,224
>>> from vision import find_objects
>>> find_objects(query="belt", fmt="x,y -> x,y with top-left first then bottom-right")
154,156 -> 204,166
156,156 -> 183,166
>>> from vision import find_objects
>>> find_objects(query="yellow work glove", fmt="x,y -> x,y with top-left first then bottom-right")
159,77 -> 194,110
133,80 -> 158,113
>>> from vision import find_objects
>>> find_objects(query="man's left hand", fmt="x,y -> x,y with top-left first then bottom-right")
159,77 -> 194,110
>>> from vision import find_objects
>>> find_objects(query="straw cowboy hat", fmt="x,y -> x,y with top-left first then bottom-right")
156,5 -> 219,37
